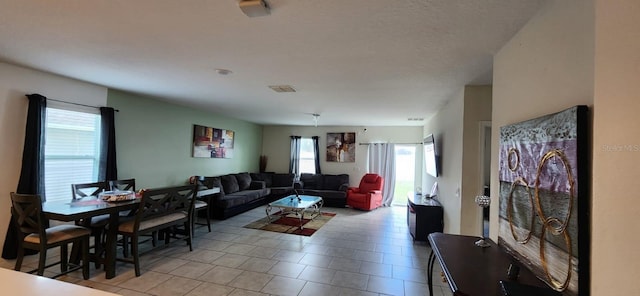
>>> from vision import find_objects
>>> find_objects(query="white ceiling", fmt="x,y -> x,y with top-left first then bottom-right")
0,0 -> 546,127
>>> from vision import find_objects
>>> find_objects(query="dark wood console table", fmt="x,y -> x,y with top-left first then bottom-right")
427,233 -> 552,296
407,194 -> 443,241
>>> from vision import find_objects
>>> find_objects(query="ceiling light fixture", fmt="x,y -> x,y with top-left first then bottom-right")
268,85 -> 296,92
312,113 -> 320,127
239,0 -> 270,17
215,68 -> 232,75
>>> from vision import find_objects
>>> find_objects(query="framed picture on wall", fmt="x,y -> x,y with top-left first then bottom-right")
498,105 -> 589,296
192,124 -> 235,158
326,132 -> 355,162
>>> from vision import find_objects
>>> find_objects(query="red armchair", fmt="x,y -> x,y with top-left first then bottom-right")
347,173 -> 384,210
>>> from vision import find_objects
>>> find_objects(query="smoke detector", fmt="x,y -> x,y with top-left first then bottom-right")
239,0 -> 270,17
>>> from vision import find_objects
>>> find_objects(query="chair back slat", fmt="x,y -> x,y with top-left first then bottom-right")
132,185 -> 197,229
10,193 -> 46,242
109,179 -> 136,192
71,181 -> 109,200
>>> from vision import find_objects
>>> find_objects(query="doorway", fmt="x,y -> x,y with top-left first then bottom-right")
392,145 -> 416,206
478,121 -> 492,237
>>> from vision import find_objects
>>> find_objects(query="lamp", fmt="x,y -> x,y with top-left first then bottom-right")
312,113 -> 319,127
474,195 -> 491,247
239,0 -> 270,17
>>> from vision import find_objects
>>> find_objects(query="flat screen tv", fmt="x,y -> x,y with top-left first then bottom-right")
424,134 -> 438,177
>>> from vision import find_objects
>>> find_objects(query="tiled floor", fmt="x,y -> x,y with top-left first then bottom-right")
0,205 -> 453,296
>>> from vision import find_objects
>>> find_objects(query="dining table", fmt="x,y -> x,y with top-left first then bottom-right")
42,196 -> 140,279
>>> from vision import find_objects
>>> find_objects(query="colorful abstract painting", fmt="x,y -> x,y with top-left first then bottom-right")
192,124 -> 235,158
498,106 -> 589,296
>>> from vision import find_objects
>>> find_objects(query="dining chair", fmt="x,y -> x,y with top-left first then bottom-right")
10,192 -> 90,279
192,177 -> 212,233
116,185 -> 197,276
107,178 -> 158,257
71,181 -> 110,268
109,178 -> 136,192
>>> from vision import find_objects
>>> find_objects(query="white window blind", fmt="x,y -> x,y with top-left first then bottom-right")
299,138 -> 317,174
44,107 -> 101,202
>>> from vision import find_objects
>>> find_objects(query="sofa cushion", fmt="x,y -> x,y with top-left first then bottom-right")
234,172 -> 252,191
202,177 -> 225,195
250,172 -> 273,187
220,175 -> 239,194
323,174 -> 349,191
300,173 -> 322,190
271,173 -> 294,187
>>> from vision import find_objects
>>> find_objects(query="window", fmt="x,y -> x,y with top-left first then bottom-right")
299,138 -> 317,174
44,107 -> 101,201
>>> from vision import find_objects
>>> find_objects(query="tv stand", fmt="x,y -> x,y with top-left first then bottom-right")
407,194 -> 443,241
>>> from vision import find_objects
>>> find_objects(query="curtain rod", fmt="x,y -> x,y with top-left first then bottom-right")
48,98 -> 119,112
359,142 -> 422,145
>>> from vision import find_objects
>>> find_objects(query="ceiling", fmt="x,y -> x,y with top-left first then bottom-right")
0,0 -> 546,127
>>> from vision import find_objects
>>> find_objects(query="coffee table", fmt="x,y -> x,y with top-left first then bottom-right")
266,195 -> 323,229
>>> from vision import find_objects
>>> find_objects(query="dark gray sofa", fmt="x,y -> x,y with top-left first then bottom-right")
200,172 -> 270,219
197,172 -> 296,219
295,173 -> 350,207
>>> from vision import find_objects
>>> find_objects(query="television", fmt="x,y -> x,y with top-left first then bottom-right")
424,134 -> 438,177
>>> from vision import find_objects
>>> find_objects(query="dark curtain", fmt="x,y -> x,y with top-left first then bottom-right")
289,136 -> 301,175
312,136 -> 322,174
98,107 -> 117,181
2,94 -> 47,259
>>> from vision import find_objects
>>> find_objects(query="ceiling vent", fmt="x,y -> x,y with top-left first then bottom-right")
408,117 -> 424,121
269,85 -> 296,93
239,0 -> 270,17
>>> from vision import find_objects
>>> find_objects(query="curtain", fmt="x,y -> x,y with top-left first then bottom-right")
368,143 -> 396,206
99,107 -> 117,181
312,136 -> 321,174
2,94 -> 47,259
289,136 -> 301,175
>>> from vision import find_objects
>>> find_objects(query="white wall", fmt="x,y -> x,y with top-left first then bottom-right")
491,0 -> 594,240
492,0 -> 595,294
592,0 -> 640,294
422,89 -> 464,234
261,125 -> 423,187
460,86 -> 492,236
0,62 -> 107,250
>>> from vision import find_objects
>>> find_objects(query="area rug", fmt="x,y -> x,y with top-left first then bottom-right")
243,212 -> 336,236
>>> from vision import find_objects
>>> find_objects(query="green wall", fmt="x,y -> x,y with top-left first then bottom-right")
107,89 -> 263,189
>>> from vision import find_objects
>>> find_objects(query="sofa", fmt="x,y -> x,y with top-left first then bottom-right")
197,172 -> 296,219
295,173 -> 350,207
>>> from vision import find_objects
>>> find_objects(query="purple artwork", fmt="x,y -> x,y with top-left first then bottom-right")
498,106 -> 589,296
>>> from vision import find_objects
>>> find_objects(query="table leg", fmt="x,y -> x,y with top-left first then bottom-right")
105,211 -> 120,279
299,209 -> 304,230
427,250 -> 436,296
266,204 -> 272,223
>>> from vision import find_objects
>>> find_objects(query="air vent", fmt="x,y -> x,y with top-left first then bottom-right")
269,85 -> 296,93
408,117 -> 424,121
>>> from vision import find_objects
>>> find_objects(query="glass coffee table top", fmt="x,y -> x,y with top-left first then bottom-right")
266,195 -> 324,229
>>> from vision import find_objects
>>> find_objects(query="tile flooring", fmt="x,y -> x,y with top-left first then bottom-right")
0,205 -> 453,296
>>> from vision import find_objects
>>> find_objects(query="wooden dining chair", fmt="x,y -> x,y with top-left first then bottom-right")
108,178 -> 158,256
109,178 -> 136,192
116,185 -> 197,276
71,181 -> 110,268
10,192 -> 91,279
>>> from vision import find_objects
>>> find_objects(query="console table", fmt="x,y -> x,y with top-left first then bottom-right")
407,194 -> 443,241
427,233 -> 553,296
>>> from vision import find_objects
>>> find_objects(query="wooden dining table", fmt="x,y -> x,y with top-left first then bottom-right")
42,197 -> 140,279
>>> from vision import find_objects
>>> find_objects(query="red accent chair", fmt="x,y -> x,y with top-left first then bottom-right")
347,173 -> 384,210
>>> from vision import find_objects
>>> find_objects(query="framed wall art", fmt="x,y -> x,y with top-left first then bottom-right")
326,132 -> 355,162
498,105 -> 589,296
192,124 -> 235,158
